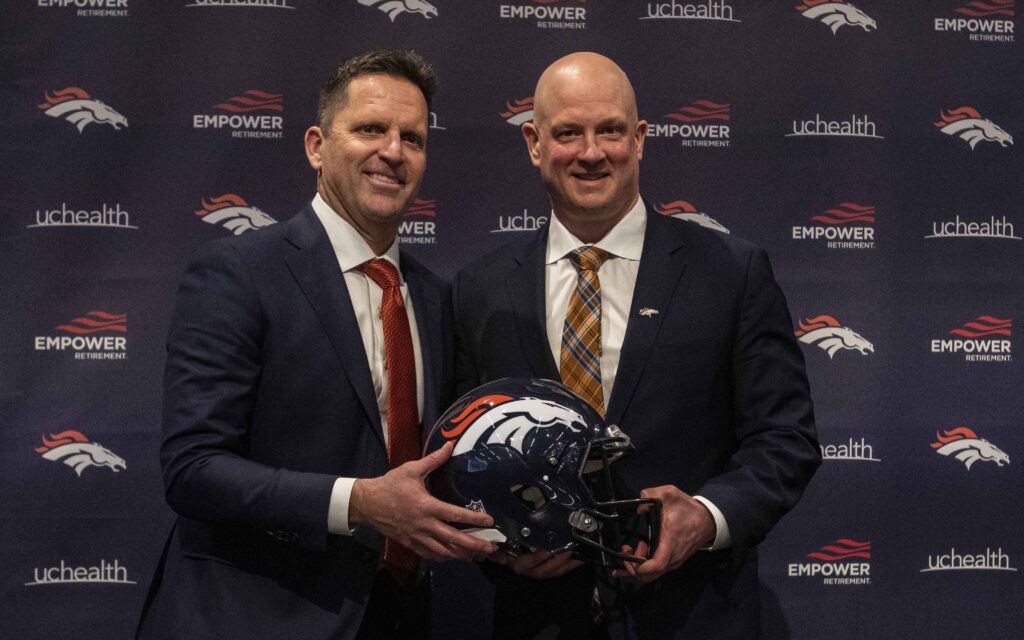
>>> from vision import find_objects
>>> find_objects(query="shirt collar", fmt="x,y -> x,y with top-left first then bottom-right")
311,193 -> 402,279
545,196 -> 647,265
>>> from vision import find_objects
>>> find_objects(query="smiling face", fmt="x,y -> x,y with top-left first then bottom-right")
522,54 -> 647,241
305,73 -> 428,252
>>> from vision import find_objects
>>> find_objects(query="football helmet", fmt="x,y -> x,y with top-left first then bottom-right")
424,378 -> 659,567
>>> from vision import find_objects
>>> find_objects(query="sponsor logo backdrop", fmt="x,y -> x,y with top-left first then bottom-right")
1,1 -> 1020,638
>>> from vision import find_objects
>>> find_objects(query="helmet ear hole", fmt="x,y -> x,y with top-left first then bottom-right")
511,484 -> 547,512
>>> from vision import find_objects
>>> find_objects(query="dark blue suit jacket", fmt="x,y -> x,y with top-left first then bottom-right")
138,206 -> 453,639
453,208 -> 819,638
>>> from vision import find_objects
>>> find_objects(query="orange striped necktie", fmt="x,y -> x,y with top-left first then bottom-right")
559,246 -> 611,416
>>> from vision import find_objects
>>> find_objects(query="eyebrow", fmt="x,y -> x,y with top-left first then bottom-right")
550,116 -> 628,129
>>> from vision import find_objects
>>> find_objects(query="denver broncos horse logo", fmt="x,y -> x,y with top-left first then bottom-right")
935,107 -> 1014,149
441,394 -> 586,456
931,427 -> 1010,470
194,194 -> 277,235
38,87 -> 128,133
501,98 -> 534,126
795,315 -> 873,358
797,0 -> 877,33
654,201 -> 730,234
358,0 -> 437,21
36,430 -> 127,476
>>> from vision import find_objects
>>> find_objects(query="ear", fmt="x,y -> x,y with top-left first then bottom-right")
521,121 -> 542,167
634,119 -> 648,162
304,126 -> 325,172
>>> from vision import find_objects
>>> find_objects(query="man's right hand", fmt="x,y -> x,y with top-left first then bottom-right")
348,441 -> 496,562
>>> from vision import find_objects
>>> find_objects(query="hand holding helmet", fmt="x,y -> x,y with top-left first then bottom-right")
612,484 -> 717,585
348,441 -> 497,562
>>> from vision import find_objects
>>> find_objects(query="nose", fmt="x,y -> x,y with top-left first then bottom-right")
578,132 -> 606,165
379,131 -> 404,164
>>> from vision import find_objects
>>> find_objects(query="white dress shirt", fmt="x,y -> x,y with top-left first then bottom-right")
311,194 -> 424,535
545,197 -> 732,550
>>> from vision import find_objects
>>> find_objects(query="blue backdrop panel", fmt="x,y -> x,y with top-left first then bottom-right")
1,1 -> 1020,638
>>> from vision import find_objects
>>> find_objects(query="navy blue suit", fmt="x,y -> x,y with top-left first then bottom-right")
454,209 -> 819,638
138,206 -> 452,639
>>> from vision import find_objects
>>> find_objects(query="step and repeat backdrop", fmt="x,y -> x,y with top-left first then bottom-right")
1,1 -> 1021,638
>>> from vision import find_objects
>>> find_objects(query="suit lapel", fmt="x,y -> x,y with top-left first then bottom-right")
508,227 -> 560,381
281,207 -> 385,448
606,211 -> 689,426
402,260 -> 442,428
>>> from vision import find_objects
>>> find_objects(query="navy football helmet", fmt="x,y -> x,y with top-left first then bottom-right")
424,378 -> 659,568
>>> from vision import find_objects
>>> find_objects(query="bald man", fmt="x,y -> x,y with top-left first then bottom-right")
453,53 -> 819,638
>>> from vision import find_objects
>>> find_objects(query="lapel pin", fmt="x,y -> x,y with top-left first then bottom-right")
638,307 -> 659,318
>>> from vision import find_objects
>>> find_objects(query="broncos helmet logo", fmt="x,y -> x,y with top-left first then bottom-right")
797,1 -> 877,34
358,0 -> 437,21
195,194 -> 277,235
655,201 -> 730,234
935,107 -> 1014,149
795,315 -> 874,358
35,430 -> 127,476
38,87 -> 128,133
931,427 -> 1010,470
442,394 -> 586,457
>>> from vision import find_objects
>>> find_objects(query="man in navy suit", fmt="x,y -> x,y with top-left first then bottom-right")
454,52 -> 820,638
137,50 -> 495,640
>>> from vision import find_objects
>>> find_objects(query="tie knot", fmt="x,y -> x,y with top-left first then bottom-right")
361,258 -> 401,290
569,246 -> 610,273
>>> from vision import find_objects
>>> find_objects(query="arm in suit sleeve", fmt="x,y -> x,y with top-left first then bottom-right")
695,247 -> 821,551
160,240 -> 337,550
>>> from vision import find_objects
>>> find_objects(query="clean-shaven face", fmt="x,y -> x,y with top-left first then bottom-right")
523,55 -> 646,228
311,74 -> 428,236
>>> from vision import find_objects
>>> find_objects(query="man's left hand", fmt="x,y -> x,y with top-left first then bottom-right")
612,485 -> 715,585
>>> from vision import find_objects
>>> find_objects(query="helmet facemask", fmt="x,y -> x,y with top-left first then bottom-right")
564,426 -> 661,568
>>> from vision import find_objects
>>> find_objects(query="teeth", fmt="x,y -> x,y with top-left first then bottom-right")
367,172 -> 400,185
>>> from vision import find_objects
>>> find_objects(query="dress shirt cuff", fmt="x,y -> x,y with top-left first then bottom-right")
327,477 -> 358,535
693,495 -> 732,550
